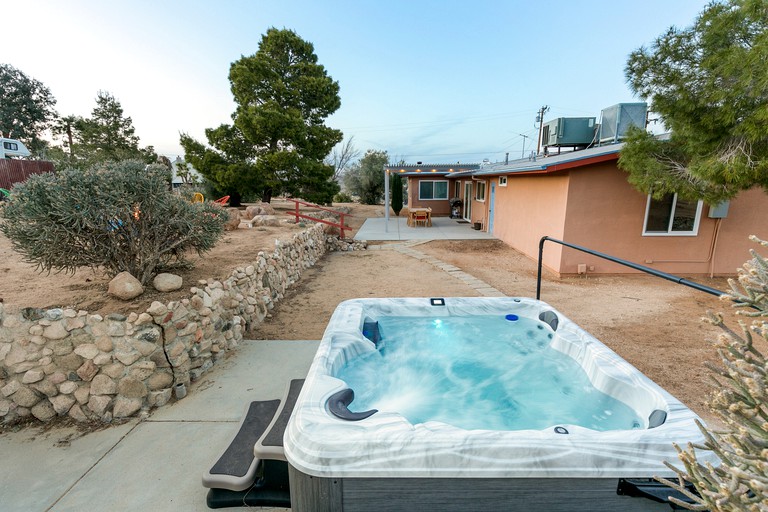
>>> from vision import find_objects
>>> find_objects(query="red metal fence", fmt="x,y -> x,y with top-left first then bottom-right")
285,199 -> 351,238
0,159 -> 55,190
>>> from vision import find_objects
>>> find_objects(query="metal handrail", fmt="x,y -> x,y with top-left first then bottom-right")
536,236 -> 726,300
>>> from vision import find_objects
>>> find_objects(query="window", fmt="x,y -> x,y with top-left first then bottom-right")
643,193 -> 703,236
454,181 -> 461,199
498,176 -> 507,187
475,181 -> 486,201
419,180 -> 448,200
3,142 -> 18,151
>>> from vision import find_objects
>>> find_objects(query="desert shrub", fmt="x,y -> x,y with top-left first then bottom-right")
659,236 -> 768,510
334,191 -> 353,203
0,160 -> 228,285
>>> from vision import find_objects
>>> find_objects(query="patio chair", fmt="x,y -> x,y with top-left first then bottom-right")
412,212 -> 428,227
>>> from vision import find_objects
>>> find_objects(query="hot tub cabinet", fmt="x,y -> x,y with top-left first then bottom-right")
284,298 -> 715,511
288,470 -> 679,511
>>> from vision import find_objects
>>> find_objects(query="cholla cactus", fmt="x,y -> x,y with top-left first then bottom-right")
658,236 -> 768,511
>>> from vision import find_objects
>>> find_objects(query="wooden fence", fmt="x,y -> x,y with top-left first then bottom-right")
285,198 -> 351,238
0,159 -> 55,190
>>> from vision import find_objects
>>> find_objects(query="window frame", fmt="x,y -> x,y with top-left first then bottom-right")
498,176 -> 507,187
418,180 -> 449,201
474,181 -> 486,202
642,193 -> 703,236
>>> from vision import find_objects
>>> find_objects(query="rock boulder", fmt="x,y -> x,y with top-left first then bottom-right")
108,272 -> 144,300
153,273 -> 183,292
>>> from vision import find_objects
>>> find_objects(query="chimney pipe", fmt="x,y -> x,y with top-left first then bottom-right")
505,152 -> 509,165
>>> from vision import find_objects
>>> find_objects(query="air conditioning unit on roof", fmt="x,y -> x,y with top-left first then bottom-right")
598,103 -> 648,144
541,117 -> 596,148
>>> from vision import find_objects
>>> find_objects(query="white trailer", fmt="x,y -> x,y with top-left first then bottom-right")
0,138 -> 31,158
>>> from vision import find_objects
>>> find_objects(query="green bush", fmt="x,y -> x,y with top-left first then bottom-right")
334,191 -> 353,203
1,160 -> 228,285
659,236 -> 768,510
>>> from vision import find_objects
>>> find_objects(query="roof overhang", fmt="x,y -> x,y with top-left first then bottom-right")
505,151 -> 619,177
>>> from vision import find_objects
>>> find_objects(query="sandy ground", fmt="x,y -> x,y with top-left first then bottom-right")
0,200 -> 352,314
1,200 -> 751,426
252,242 -> 735,426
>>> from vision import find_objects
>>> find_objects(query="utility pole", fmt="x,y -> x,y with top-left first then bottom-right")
535,105 -> 550,155
519,133 -> 529,159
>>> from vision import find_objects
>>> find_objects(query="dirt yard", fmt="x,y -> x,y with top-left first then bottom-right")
0,200 -> 373,315
1,200 -> 754,425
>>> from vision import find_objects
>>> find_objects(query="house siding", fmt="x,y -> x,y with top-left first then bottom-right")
407,176 -> 451,216
560,164 -> 768,275
491,174 -> 570,274
403,154 -> 767,277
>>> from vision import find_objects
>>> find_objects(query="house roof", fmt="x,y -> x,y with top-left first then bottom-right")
393,144 -> 623,180
471,143 -> 623,177
386,163 -> 480,177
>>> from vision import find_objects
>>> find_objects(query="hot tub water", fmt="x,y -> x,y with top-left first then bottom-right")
336,314 -> 642,431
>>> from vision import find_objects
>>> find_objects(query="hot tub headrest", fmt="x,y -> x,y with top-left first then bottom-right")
648,409 -> 667,428
538,310 -> 559,331
327,388 -> 378,421
362,318 -> 382,346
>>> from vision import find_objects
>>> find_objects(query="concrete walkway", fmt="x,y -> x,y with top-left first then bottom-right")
0,340 -> 318,512
354,216 -> 495,241
0,245 -> 506,511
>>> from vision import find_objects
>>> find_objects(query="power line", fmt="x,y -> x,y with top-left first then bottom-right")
341,109 -> 534,133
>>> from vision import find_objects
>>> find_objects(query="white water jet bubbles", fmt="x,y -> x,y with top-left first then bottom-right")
335,314 -> 643,431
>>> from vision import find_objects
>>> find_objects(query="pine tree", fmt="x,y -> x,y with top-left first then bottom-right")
391,173 -> 403,216
76,91 -> 156,166
620,0 -> 768,203
182,28 -> 342,204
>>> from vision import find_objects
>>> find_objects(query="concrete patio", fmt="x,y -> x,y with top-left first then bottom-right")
354,215 -> 495,241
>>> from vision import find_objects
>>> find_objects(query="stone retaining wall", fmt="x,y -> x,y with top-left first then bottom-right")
0,224 -> 366,424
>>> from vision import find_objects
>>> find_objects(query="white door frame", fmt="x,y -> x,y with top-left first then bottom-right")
463,182 -> 472,222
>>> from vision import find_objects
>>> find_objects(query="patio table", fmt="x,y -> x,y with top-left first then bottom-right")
407,207 -> 432,227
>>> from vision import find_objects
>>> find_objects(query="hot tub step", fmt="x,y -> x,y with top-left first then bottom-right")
202,379 -> 304,509
203,399 -> 281,491
254,378 -> 305,461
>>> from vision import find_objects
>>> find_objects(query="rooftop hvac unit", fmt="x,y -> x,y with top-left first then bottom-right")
541,117 -> 596,148
598,102 -> 647,144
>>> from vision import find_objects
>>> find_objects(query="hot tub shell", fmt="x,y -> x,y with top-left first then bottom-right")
284,298 -> 714,511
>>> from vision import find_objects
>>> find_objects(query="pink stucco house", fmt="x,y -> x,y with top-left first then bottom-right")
390,144 -> 767,276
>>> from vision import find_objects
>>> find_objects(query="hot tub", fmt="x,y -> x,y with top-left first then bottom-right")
284,298 -> 714,511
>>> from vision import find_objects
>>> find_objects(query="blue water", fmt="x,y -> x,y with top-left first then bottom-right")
335,315 -> 643,431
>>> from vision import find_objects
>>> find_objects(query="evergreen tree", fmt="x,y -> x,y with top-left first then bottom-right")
620,0 -> 768,203
182,28 -> 342,204
391,172 -> 403,216
76,91 -> 156,166
0,64 -> 58,156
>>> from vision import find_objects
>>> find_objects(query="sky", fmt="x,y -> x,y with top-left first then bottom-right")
5,0 -> 710,164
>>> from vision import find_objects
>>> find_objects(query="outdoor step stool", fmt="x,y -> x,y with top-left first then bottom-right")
203,379 -> 304,509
